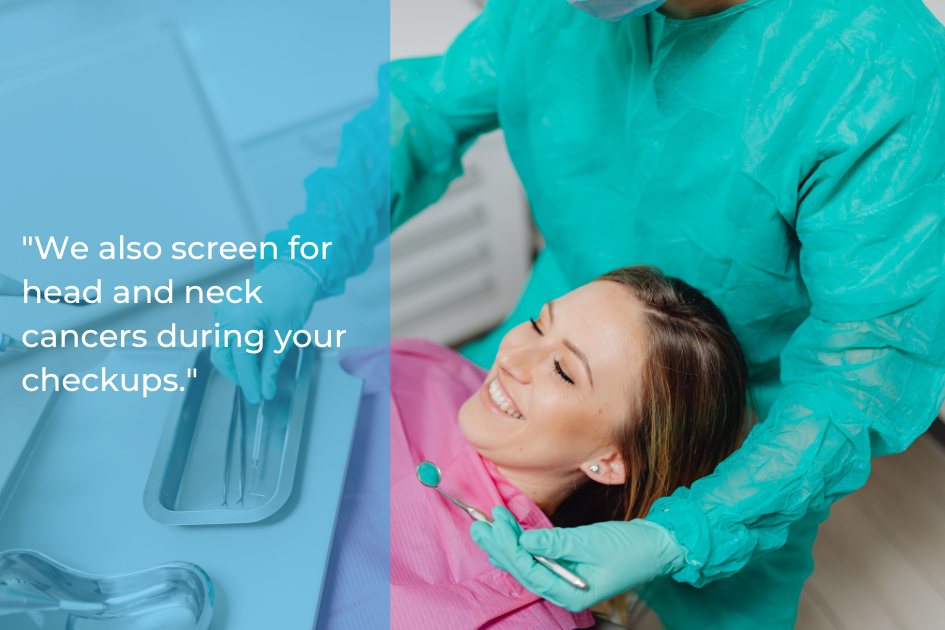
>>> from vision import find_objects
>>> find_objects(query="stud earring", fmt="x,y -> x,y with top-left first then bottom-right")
590,465 -> 600,473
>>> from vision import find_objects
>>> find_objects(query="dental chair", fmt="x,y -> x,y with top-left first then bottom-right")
592,615 -> 629,629
589,596 -> 663,630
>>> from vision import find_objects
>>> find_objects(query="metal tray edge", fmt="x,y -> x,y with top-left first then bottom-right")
142,346 -> 329,525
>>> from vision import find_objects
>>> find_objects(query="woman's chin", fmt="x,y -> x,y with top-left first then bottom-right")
458,390 -> 521,455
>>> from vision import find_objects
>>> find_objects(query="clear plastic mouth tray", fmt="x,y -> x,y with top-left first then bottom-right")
0,549 -> 213,629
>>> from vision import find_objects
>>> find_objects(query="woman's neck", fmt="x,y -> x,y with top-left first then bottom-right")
495,464 -> 588,516
657,0 -> 749,20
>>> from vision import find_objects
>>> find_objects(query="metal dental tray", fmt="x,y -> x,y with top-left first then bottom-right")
144,345 -> 313,525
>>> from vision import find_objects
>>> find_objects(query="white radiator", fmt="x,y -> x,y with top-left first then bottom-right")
390,131 -> 532,345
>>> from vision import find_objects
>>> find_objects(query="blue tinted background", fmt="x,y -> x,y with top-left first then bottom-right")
0,1 -> 390,628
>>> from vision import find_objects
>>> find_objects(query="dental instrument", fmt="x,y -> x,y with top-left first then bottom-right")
0,273 -> 96,305
0,274 -> 21,298
0,585 -> 105,616
249,399 -> 265,495
144,345 -> 329,525
0,332 -> 28,353
222,386 -> 244,507
245,349 -> 300,501
295,347 -> 304,381
415,461 -> 588,591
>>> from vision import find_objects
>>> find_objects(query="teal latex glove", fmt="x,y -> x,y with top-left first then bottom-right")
211,262 -> 318,403
471,506 -> 685,612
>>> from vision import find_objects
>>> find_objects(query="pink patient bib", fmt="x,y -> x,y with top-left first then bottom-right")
389,338 -> 594,630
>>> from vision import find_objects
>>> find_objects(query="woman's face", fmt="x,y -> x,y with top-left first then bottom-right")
459,281 -> 646,483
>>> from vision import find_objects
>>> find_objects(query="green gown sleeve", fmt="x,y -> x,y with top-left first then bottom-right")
389,0 -> 516,230
258,66 -> 392,297
261,0 -> 514,296
646,44 -> 945,587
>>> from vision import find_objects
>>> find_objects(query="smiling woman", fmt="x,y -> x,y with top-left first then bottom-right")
388,265 -> 750,630
460,267 -> 750,528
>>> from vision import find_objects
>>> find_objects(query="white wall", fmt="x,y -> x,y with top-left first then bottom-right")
391,0 -> 481,59
389,0 -> 533,346
925,0 -> 945,22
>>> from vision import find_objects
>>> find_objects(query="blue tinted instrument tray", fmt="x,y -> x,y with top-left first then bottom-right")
144,346 -> 312,525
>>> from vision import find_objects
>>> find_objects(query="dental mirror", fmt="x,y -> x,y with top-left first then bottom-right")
413,460 -> 588,590
416,461 -> 490,522
416,461 -> 442,488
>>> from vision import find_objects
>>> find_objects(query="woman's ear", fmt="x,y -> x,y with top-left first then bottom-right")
582,450 -> 626,486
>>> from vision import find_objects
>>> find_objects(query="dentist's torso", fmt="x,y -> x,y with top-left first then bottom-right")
490,0 -> 943,380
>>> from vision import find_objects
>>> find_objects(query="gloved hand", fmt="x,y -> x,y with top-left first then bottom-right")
211,262 -> 319,404
471,506 -> 685,612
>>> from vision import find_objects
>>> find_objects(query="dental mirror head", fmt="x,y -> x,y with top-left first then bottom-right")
413,459 -> 589,590
416,461 -> 442,488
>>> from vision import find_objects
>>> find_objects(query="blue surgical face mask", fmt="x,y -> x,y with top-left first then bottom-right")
566,0 -> 666,22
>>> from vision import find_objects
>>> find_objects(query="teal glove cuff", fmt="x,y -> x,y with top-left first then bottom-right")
254,242 -> 328,293
272,259 -> 328,296
646,492 -> 712,586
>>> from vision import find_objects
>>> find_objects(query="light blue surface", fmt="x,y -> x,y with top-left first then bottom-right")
0,2 -> 391,627
0,23 -> 254,340
0,0 -> 389,341
0,347 -> 363,630
0,0 -> 387,143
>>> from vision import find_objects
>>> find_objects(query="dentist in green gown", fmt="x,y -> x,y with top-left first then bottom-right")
213,0 -> 945,626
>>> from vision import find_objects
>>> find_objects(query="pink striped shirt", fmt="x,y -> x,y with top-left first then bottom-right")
391,338 -> 594,630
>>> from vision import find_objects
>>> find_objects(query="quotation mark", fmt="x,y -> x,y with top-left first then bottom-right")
178,368 -> 198,391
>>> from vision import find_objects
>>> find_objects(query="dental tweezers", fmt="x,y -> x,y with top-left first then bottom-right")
222,387 -> 244,506
248,399 -> 265,495
246,349 -> 305,498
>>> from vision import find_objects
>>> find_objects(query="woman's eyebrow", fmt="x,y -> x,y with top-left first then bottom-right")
563,340 -> 593,387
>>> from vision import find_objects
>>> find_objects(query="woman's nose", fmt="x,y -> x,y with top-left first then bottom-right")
497,338 -> 542,383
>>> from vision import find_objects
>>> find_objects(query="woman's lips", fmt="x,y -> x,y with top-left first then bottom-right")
486,377 -> 524,419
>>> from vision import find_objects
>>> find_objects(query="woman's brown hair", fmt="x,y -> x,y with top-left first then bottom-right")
551,265 -> 749,527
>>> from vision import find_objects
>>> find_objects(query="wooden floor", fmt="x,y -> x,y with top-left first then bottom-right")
634,431 -> 945,630
799,432 -> 945,630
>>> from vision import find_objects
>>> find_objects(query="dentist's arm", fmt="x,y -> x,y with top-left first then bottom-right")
212,0 -> 518,401
211,68 -> 391,404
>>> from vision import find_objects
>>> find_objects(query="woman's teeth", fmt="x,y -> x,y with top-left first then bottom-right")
489,379 -> 523,419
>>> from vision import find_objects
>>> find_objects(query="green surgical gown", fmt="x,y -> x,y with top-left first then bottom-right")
389,0 -> 945,626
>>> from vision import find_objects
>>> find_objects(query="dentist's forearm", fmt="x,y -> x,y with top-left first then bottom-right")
260,66 -> 392,297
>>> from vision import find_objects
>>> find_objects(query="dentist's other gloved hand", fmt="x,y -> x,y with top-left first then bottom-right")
471,507 -> 685,612
211,262 -> 318,404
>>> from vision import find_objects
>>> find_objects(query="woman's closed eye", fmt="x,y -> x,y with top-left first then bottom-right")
529,317 -> 574,385
554,359 -> 575,385
530,317 -> 542,335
